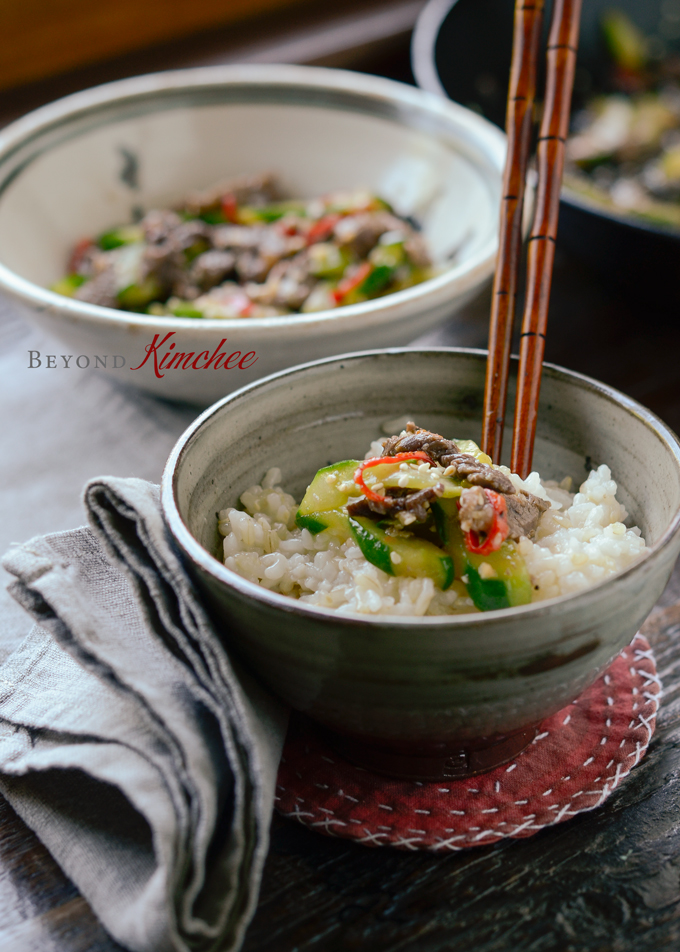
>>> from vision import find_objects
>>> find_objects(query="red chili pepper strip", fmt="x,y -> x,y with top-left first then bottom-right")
461,489 -> 509,555
354,452 -> 435,504
220,193 -> 239,223
306,213 -> 341,246
332,261 -> 372,304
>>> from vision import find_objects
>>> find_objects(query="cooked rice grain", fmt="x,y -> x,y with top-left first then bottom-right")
218,463 -> 646,616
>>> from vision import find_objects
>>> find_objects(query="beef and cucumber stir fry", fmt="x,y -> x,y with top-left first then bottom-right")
53,173 -> 433,317
565,10 -> 680,229
295,423 -> 549,612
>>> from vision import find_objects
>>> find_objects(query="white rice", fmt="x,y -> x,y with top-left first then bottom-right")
218,457 -> 647,616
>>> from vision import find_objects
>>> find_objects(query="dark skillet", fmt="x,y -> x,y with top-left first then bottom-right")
411,0 -> 680,307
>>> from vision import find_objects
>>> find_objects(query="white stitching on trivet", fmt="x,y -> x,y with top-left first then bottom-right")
635,711 -> 656,745
378,804 -> 394,811
358,830 -> 390,845
430,835 -> 466,850
311,817 -> 347,834
414,809 -> 431,815
438,788 -> 450,793
506,763 -> 517,772
607,697 -> 614,706
563,714 -> 571,725
283,803 -> 315,821
284,639 -> 659,854
408,829 -> 427,835
627,741 -> 643,766
495,781 -> 501,793
393,835 -> 424,849
321,756 -> 335,764
533,731 -> 550,742
482,808 -> 499,813
637,669 -> 663,691
583,756 -> 595,766
315,783 -> 329,790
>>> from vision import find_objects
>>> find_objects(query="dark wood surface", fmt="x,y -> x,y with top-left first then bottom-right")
3,13 -> 680,952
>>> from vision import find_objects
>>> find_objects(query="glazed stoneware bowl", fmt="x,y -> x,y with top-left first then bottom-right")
0,64 -> 505,405
162,349 -> 680,779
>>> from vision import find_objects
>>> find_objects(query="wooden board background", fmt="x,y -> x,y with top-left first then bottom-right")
0,0 -> 304,92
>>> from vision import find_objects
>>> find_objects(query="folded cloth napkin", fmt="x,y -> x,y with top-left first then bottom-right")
0,477 -> 288,952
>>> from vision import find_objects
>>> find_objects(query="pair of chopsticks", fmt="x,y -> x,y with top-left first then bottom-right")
481,0 -> 583,478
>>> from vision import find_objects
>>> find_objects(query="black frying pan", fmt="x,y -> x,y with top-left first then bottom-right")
412,0 -> 680,306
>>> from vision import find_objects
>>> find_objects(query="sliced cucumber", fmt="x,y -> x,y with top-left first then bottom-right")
295,509 -> 351,538
432,499 -> 532,610
454,439 -> 493,466
349,517 -> 454,590
97,225 -> 144,250
296,459 -> 360,522
372,460 -> 462,497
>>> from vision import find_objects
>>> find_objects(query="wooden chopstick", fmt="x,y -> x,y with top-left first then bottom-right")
481,0 -> 545,464
510,0 -> 583,478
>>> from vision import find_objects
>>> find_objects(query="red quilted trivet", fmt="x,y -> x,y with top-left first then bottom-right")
275,634 -> 660,851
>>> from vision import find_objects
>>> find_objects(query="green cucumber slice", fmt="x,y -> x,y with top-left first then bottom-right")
432,499 -> 533,610
297,460 -> 360,519
349,517 -> 454,590
295,510 -> 351,538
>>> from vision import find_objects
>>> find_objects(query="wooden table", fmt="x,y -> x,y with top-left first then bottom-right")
2,11 -> 680,949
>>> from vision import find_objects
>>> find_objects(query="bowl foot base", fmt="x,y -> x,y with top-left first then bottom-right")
322,723 -> 538,781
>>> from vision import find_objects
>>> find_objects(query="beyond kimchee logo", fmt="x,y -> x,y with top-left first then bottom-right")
129,332 -> 258,379
27,333 -> 258,379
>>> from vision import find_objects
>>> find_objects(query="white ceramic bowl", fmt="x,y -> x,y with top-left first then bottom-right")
0,65 -> 505,405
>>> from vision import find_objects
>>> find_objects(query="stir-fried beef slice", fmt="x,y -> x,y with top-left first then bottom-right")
212,225 -> 269,251
249,252 -> 315,309
74,269 -> 119,308
458,486 -> 496,536
403,233 -> 432,269
347,484 -> 444,523
505,491 -> 550,541
235,251 -> 271,284
142,209 -> 183,245
446,455 -> 516,494
189,250 -> 236,291
183,172 -> 280,216
141,220 -> 214,295
381,422 -> 460,463
334,211 -> 408,258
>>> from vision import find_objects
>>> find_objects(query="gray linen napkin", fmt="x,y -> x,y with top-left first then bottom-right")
0,476 -> 288,952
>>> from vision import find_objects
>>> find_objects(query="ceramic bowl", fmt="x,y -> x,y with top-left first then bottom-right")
0,64 -> 505,405
162,349 -> 680,779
